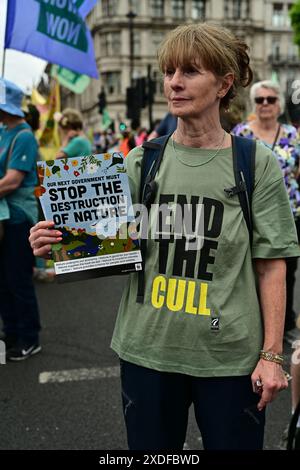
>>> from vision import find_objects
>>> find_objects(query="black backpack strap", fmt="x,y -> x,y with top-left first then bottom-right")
140,134 -> 171,204
136,134 -> 172,303
224,135 -> 256,247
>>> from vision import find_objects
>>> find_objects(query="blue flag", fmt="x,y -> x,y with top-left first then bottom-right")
78,0 -> 98,18
5,0 -> 99,78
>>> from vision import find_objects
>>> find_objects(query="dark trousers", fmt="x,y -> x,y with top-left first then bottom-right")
286,257 -> 298,328
0,221 -> 41,344
285,218 -> 300,330
120,359 -> 265,451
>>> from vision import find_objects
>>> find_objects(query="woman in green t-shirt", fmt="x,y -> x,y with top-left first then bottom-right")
55,108 -> 92,159
29,23 -> 299,450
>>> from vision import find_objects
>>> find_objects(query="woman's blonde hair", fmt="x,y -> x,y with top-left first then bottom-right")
157,23 -> 252,109
59,108 -> 83,130
250,80 -> 284,114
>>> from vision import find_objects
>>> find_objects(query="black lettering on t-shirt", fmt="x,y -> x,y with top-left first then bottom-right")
158,239 -> 173,274
156,194 -> 175,238
203,198 -> 224,238
172,238 -> 197,278
174,195 -> 200,237
197,239 -> 218,281
154,194 -> 224,281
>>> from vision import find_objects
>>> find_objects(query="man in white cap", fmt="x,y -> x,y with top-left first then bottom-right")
0,78 -> 41,361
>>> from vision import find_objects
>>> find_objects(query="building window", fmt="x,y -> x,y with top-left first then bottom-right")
232,0 -> 242,19
100,35 -> 109,57
111,32 -> 121,56
191,0 -> 206,20
153,70 -> 164,95
100,32 -> 121,57
129,0 -> 140,15
287,4 -> 293,27
102,72 -> 121,95
152,31 -> 165,54
151,0 -> 164,18
245,0 -> 250,17
102,0 -> 119,17
224,0 -> 229,18
172,0 -> 185,18
272,3 -> 285,27
133,31 -> 141,56
288,41 -> 298,60
224,0 -> 250,19
272,38 -> 281,60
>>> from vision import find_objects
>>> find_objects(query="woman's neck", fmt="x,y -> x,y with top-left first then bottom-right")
253,118 -> 278,132
5,117 -> 25,129
175,116 -> 226,149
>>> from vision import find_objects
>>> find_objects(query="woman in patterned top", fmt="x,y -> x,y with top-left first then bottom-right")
232,80 -> 300,333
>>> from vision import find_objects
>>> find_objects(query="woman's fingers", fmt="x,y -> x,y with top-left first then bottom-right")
30,220 -> 55,235
34,235 -> 62,247
29,220 -> 62,258
30,232 -> 62,248
33,244 -> 53,258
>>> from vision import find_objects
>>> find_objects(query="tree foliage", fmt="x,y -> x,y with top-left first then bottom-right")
290,1 -> 300,46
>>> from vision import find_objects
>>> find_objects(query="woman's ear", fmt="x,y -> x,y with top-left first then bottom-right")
218,73 -> 235,99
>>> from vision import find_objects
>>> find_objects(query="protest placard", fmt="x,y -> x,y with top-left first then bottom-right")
36,152 -> 142,282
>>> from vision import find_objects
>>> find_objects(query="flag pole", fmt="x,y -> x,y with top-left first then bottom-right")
1,0 -> 8,78
1,49 -> 6,78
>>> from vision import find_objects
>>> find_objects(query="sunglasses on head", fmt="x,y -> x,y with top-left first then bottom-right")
254,96 -> 278,105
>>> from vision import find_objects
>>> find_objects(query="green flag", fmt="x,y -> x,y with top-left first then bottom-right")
271,71 -> 279,84
102,108 -> 113,130
51,65 -> 90,94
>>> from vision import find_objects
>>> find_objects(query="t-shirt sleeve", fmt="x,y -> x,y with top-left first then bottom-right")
252,143 -> 300,259
8,132 -> 38,173
124,146 -> 143,205
62,138 -> 89,158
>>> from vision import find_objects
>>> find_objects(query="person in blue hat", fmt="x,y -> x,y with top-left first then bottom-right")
0,78 -> 41,361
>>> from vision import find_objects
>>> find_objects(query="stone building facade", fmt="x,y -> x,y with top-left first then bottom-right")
61,0 -> 300,129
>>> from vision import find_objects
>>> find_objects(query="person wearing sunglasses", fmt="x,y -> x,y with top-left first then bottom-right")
232,80 -> 300,337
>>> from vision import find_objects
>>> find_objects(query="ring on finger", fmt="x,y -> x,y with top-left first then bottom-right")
284,371 -> 292,382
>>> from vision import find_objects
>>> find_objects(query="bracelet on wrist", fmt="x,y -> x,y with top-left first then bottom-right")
259,350 -> 284,365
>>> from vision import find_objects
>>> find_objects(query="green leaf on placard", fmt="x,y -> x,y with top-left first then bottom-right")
52,166 -> 61,174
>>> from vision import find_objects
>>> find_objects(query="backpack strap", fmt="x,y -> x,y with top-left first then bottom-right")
224,135 -> 256,247
136,134 -> 171,303
4,128 -> 33,172
139,134 -> 171,205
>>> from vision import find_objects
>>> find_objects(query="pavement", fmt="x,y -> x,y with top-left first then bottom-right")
0,268 -> 299,450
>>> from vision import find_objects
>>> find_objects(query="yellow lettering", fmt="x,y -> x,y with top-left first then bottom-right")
198,283 -> 211,316
185,281 -> 197,315
151,275 -> 166,308
166,279 -> 186,312
151,276 -> 211,316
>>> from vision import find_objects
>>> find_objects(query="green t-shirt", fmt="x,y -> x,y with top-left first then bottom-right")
0,123 -> 38,224
111,140 -> 300,377
62,135 -> 92,158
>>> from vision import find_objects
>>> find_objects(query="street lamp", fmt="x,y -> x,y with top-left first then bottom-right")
126,10 -> 137,87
